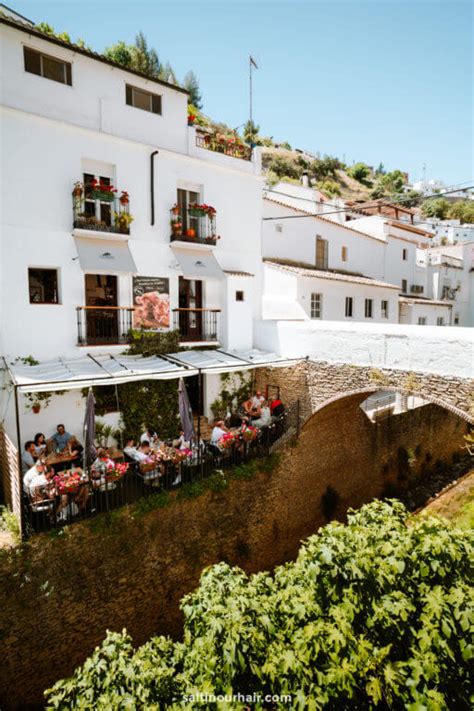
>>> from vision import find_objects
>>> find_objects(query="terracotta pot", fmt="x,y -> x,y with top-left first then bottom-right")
171,206 -> 180,215
73,187 -> 82,198
186,228 -> 195,238
32,403 -> 41,414
119,196 -> 129,205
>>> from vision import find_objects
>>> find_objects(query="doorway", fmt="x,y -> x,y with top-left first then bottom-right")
185,374 -> 203,415
84,274 -> 119,344
178,277 -> 203,340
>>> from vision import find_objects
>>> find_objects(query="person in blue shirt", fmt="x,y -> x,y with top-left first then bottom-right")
49,423 -> 72,452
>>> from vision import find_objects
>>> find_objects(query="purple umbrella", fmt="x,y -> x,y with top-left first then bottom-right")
83,388 -> 97,470
178,378 -> 195,443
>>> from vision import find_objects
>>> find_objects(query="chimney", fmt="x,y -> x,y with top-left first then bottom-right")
301,172 -> 309,188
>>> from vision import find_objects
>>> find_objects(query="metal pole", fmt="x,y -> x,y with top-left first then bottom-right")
249,57 -> 252,124
197,369 -> 202,472
13,385 -> 25,539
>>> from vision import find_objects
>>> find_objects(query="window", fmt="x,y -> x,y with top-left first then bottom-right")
310,293 -> 322,319
402,248 -> 407,260
418,317 -> 427,325
177,188 -> 200,236
454,314 -> 459,325
28,269 -> 59,304
341,246 -> 348,262
364,298 -> 373,318
315,236 -> 328,269
235,291 -> 244,302
83,173 -> 114,227
381,300 -> 389,319
126,84 -> 161,114
401,279 -> 408,293
345,296 -> 353,318
437,317 -> 445,326
410,284 -> 424,294
24,47 -> 72,85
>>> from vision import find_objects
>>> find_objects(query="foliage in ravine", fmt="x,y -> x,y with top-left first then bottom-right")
45,500 -> 474,709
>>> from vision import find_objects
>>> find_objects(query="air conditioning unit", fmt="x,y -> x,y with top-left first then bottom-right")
410,285 -> 424,294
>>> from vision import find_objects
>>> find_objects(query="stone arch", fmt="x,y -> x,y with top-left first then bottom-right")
307,385 -> 474,427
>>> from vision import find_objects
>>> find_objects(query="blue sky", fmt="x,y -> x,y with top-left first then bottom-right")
12,0 -> 473,185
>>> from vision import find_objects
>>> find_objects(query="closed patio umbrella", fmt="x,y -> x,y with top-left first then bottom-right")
178,378 -> 195,443
83,388 -> 97,470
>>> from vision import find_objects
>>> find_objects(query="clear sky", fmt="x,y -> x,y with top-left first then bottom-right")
11,0 -> 473,185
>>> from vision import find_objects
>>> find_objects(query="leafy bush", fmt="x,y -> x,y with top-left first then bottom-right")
45,501 -> 473,709
348,162 -> 372,185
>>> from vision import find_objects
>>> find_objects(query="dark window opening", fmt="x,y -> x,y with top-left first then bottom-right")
28,268 -> 59,304
24,47 -> 72,85
126,84 -> 162,114
236,291 -> 245,302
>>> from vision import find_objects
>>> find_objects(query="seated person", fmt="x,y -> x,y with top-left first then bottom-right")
21,441 -> 36,474
67,436 -> 84,466
252,401 -> 272,428
242,398 -> 260,419
23,459 -> 47,494
91,448 -> 116,489
48,424 -> 72,453
123,437 -> 139,462
134,441 -> 160,482
210,420 -> 228,446
251,390 -> 266,410
173,431 -> 190,450
140,426 -> 158,446
26,462 -> 55,503
270,398 -> 285,417
33,433 -> 47,458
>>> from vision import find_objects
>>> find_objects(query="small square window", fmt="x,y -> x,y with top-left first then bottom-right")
401,279 -> 408,293
345,296 -> 353,318
402,249 -> 407,260
418,316 -> 427,325
341,246 -> 348,262
437,317 -> 444,326
28,268 -> 59,304
236,291 -> 244,302
126,84 -> 162,114
365,298 -> 373,318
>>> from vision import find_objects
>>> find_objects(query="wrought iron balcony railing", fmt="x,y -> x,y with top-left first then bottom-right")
173,308 -> 220,342
195,132 -> 252,161
76,306 -> 134,346
72,185 -> 132,236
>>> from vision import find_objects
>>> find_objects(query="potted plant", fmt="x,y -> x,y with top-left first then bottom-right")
72,181 -> 83,199
187,112 -> 196,126
119,190 -> 130,206
113,212 -> 134,232
170,204 -> 180,216
185,228 -> 195,238
32,402 -> 41,414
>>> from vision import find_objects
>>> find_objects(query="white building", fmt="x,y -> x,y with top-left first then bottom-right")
412,178 -> 473,200
416,219 -> 474,245
0,9 -> 266,438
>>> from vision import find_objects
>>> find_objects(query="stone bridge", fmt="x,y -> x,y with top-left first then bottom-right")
255,360 -> 474,425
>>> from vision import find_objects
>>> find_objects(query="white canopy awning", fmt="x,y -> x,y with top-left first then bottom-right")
75,237 -> 137,274
172,249 -> 224,280
167,348 -> 298,374
5,350 -> 298,393
7,354 -> 198,393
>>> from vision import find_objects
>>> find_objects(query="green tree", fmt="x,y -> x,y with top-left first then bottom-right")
103,40 -> 133,67
380,169 -> 406,194
46,500 -> 473,709
318,179 -> 342,197
183,70 -> 202,108
422,198 -> 450,219
348,161 -> 372,184
243,119 -> 260,146
131,31 -> 160,77
448,200 -> 474,224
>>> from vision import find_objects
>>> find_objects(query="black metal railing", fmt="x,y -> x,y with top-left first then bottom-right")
76,306 -> 134,346
22,402 -> 301,537
173,308 -> 220,342
195,132 -> 252,161
73,193 -> 132,236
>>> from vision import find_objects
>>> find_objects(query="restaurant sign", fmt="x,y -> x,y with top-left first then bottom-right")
132,276 -> 170,330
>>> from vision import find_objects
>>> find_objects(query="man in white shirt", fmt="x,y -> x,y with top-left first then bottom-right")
140,428 -> 158,446
23,461 -> 46,494
123,437 -> 139,461
210,421 -> 228,446
250,391 -> 265,410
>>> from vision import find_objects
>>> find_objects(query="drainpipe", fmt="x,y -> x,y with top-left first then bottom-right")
150,150 -> 159,225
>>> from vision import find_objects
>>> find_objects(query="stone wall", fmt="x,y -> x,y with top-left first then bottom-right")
256,360 -> 473,422
0,396 -> 468,709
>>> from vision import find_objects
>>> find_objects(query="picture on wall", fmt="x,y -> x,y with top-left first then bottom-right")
132,276 -> 170,330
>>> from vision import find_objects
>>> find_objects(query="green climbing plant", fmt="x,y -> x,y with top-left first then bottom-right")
210,371 -> 253,420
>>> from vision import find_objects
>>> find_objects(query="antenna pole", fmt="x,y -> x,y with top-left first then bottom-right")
249,56 -> 252,123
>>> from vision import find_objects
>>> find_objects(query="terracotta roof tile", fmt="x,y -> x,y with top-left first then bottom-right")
264,260 -> 400,289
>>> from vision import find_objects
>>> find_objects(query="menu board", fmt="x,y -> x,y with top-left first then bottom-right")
132,276 -> 170,330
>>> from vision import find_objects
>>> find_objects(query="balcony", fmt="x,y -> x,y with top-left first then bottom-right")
72,181 -> 133,238
173,308 -> 220,343
195,130 -> 252,161
77,307 -> 134,346
170,203 -> 218,247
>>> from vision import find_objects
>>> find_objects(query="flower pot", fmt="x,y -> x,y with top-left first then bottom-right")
186,228 -> 195,238
32,403 -> 41,414
119,196 -> 129,206
73,187 -> 83,198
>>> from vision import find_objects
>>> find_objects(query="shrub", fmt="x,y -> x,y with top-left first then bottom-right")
45,501 -> 474,708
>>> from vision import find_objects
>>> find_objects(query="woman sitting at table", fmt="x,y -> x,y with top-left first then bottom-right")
91,448 -> 117,491
67,436 -> 84,467
242,397 -> 260,420
252,401 -> 272,428
33,433 -> 47,459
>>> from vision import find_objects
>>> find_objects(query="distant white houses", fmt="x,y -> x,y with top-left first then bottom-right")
412,179 -> 473,200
